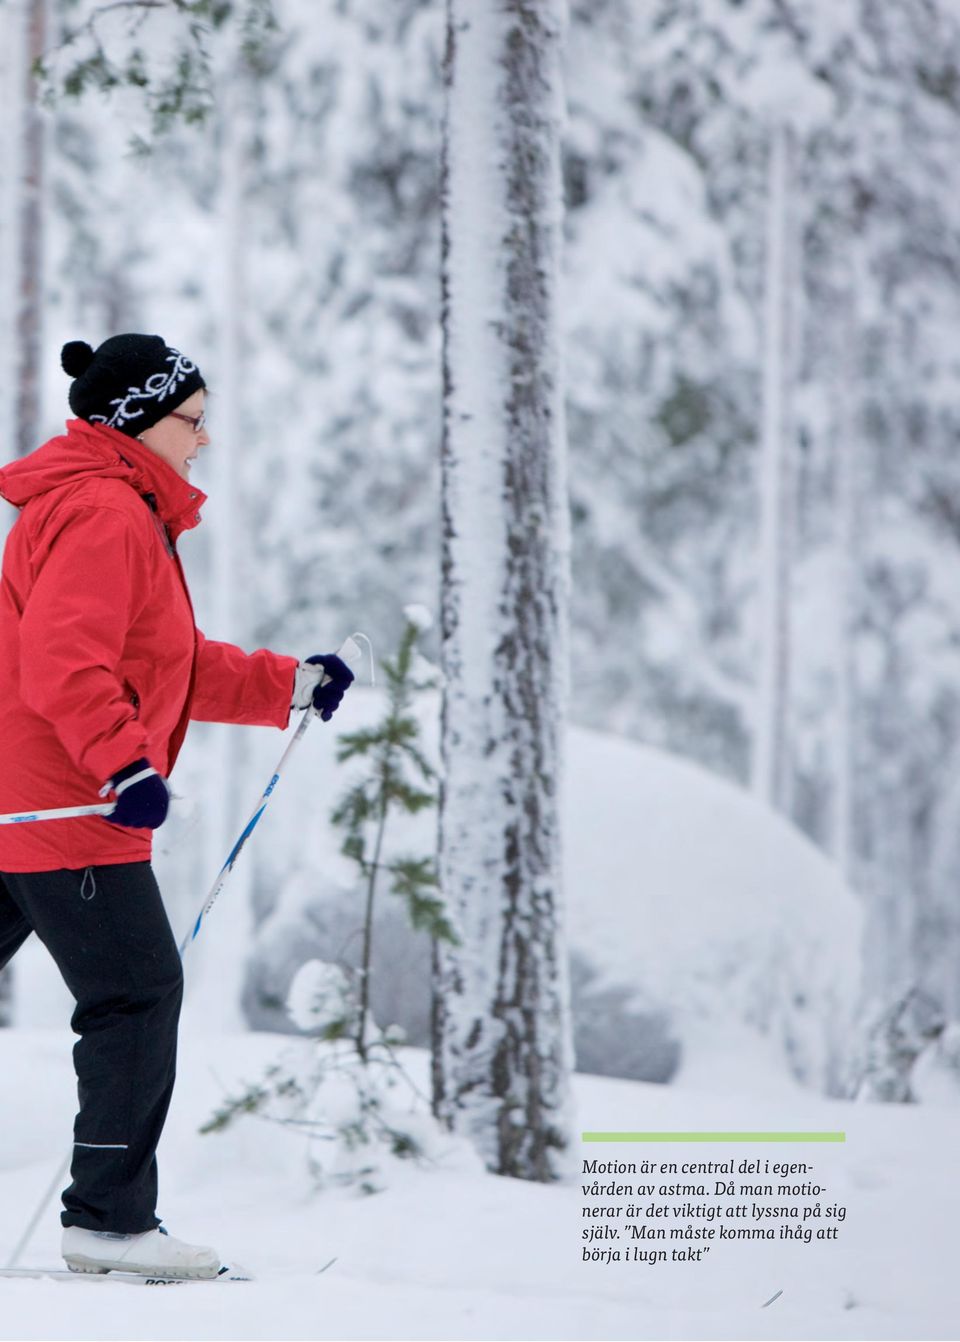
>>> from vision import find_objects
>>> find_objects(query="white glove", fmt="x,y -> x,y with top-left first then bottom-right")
291,660 -> 328,711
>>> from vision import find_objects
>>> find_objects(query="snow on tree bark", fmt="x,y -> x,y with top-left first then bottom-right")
432,0 -> 574,1181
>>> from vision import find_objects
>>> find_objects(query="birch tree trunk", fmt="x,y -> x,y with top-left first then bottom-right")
431,0 -> 574,1181
752,121 -> 795,811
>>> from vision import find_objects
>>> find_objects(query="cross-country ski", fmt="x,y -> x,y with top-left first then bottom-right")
0,1264 -> 252,1286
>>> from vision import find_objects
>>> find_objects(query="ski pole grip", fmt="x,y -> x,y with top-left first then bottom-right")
318,635 -> 365,687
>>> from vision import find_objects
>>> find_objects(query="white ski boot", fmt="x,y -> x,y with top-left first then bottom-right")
62,1225 -> 221,1279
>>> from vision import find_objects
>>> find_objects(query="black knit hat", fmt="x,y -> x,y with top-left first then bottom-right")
61,334 -> 206,439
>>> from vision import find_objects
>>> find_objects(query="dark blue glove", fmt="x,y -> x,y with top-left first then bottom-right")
304,653 -> 355,721
100,757 -> 171,829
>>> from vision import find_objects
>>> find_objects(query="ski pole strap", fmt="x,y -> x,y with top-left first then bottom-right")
99,765 -> 158,799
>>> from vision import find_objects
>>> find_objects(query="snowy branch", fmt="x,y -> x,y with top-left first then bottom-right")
34,0 -> 279,140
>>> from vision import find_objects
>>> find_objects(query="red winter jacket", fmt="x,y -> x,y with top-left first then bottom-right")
0,419 -> 298,872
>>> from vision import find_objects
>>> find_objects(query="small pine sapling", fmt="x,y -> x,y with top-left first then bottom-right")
332,609 -> 457,1061
202,610 -> 454,1190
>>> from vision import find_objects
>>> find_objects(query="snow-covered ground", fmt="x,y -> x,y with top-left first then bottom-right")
1,710 -> 949,1339
0,1027 -> 958,1341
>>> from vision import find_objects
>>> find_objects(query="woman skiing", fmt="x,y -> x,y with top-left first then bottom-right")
0,334 -> 354,1279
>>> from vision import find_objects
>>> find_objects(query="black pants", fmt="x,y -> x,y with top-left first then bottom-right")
0,863 -> 183,1233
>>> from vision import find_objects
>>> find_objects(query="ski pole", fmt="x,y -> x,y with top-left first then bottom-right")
0,803 -> 115,825
178,633 -> 365,954
179,704 -> 310,954
4,1159 -> 71,1274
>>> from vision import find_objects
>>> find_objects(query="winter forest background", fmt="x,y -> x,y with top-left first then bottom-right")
3,0 -> 960,1160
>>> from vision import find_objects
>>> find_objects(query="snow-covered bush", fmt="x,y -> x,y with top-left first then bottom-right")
204,957 -> 435,1195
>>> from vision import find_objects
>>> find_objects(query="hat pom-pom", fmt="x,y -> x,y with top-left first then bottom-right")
61,341 -> 95,378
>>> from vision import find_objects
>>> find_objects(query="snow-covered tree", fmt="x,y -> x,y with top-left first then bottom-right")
827,279 -> 861,881
431,0 -> 574,1180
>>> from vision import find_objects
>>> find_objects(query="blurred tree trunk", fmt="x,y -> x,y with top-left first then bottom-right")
0,0 -> 47,1026
753,121 -> 796,811
0,2 -> 24,472
431,0 -> 574,1181
190,38 -> 255,1030
831,284 -> 859,881
0,964 -> 12,1029
16,0 -> 46,459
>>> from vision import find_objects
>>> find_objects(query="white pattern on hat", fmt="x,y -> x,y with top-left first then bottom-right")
88,349 -> 199,430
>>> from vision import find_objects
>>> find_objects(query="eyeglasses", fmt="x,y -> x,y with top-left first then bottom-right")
169,409 -> 206,433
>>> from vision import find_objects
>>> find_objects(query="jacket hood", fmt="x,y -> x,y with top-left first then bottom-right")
0,419 -> 207,539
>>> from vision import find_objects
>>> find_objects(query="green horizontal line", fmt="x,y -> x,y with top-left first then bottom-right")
581,1132 -> 846,1143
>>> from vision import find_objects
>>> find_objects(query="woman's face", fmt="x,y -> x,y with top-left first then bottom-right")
137,389 -> 210,481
